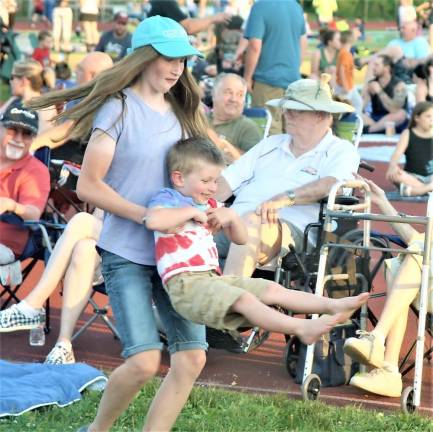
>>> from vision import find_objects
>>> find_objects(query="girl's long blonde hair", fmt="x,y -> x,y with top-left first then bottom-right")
27,46 -> 208,140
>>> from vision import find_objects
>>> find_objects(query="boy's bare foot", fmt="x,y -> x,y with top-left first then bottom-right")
297,313 -> 342,345
329,292 -> 369,321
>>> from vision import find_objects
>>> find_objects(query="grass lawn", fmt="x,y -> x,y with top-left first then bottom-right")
0,379 -> 431,432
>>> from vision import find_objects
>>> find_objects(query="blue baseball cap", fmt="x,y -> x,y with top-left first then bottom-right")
128,15 -> 203,58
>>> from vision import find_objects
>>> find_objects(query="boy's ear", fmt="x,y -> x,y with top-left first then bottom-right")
171,170 -> 184,187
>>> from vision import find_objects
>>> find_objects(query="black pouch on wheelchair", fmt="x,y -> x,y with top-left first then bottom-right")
323,230 -> 372,299
289,322 -> 359,387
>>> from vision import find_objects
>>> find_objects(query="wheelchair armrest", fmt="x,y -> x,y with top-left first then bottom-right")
319,195 -> 360,205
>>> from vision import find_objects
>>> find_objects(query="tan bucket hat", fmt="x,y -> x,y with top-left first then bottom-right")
266,74 -> 354,114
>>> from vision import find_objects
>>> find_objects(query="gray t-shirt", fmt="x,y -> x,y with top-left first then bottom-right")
93,87 -> 182,265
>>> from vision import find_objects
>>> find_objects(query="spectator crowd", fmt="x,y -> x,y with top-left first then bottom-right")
0,1 -> 433,430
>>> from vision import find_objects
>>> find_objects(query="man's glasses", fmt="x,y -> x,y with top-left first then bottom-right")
5,127 -> 35,142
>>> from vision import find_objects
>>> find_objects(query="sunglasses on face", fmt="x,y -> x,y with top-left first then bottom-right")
5,127 -> 35,142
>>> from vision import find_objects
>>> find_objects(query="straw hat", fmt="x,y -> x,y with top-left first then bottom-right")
266,74 -> 354,114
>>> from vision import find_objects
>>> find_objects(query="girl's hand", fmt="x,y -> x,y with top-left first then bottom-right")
386,164 -> 402,183
192,210 -> 208,225
355,173 -> 387,205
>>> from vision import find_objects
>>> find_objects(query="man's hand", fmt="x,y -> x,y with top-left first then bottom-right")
213,12 -> 232,25
0,197 -> 17,215
368,81 -> 382,95
256,193 -> 288,225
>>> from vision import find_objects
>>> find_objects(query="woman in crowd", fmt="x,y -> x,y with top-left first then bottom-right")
386,101 -> 433,196
0,212 -> 102,365
29,16 -> 208,432
0,59 -> 56,133
310,29 -> 341,86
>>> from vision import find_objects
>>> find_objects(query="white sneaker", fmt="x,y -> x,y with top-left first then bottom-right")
45,342 -> 75,364
343,331 -> 385,368
349,366 -> 402,397
0,304 -> 42,332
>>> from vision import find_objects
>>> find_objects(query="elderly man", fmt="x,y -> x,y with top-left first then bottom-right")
215,76 -> 360,277
208,73 -> 262,163
0,101 -> 50,260
359,21 -> 431,85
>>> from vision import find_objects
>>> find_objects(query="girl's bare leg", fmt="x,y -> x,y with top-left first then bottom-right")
144,350 -> 206,431
24,213 -> 101,309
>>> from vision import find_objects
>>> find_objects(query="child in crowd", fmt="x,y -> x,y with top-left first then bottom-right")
336,30 -> 362,115
31,30 -> 53,67
386,101 -> 433,196
146,137 -> 369,345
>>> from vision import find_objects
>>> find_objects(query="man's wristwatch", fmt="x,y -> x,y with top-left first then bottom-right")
286,190 -> 296,206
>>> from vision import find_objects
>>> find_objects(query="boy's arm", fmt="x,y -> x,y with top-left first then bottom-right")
146,207 -> 205,233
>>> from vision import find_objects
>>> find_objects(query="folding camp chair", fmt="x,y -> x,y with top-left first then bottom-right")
71,281 -> 121,341
243,107 -> 272,139
0,147 -> 65,331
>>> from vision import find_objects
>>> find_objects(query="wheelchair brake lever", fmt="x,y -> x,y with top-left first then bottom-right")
288,244 -> 309,277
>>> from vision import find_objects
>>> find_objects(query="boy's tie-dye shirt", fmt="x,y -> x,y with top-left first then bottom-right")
148,188 -> 221,284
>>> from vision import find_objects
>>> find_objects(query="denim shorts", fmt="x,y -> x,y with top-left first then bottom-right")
100,249 -> 208,358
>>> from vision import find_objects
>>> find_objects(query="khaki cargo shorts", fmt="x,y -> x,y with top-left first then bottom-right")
164,271 -> 270,330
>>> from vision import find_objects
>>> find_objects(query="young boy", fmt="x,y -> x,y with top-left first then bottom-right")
32,30 -> 53,67
146,137 -> 369,345
336,30 -> 362,115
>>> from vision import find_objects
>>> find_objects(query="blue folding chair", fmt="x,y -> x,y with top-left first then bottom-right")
243,107 -> 272,139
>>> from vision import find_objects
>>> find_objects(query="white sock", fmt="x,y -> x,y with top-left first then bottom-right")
16,300 -> 43,318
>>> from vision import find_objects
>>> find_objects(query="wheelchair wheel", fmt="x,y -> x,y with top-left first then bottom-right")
301,374 -> 321,401
401,386 -> 417,414
284,336 -> 300,378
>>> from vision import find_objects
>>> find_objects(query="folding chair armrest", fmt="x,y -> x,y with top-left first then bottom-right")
0,212 -> 25,227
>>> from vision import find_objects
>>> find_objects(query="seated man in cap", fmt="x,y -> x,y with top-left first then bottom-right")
215,75 -> 360,277
94,12 -> 132,62
0,101 -> 50,264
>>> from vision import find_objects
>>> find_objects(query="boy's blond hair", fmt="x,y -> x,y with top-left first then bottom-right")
167,137 -> 225,176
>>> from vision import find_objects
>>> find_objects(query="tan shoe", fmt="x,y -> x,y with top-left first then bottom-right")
343,331 -> 384,368
349,366 -> 402,397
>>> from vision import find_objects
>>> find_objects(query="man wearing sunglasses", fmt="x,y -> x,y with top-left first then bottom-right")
0,101 -> 50,259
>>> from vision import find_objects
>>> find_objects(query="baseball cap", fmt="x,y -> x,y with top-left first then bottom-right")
0,101 -> 39,135
128,15 -> 203,58
114,11 -> 128,24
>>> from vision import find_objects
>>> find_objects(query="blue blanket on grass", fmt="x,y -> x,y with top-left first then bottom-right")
0,360 -> 107,417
